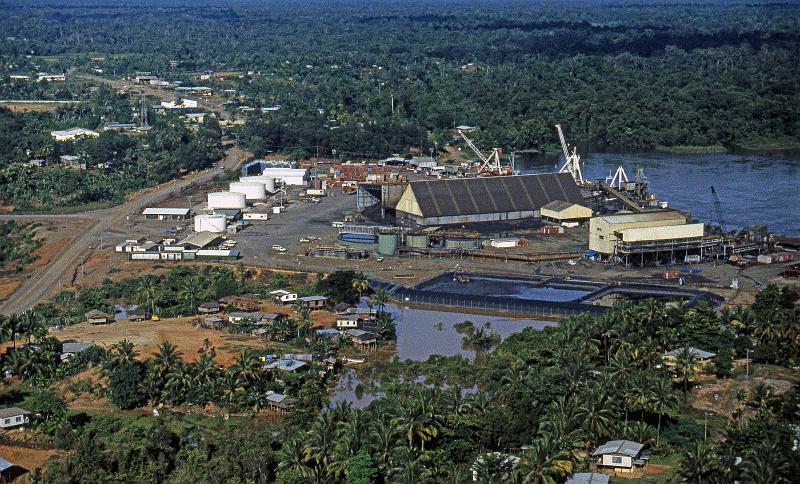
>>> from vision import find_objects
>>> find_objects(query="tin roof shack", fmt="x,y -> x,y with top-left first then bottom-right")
265,392 -> 295,413
61,342 -> 95,362
395,173 -> 583,226
50,127 -> 99,142
0,456 -> 26,482
299,296 -> 328,309
565,473 -> 610,484
541,200 -> 593,224
591,440 -> 648,476
197,301 -> 221,314
85,310 -> 112,325
662,347 -> 716,371
346,329 -> 378,352
0,408 -> 30,429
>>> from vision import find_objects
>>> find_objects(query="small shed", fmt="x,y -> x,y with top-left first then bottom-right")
565,473 -> 610,484
315,329 -> 340,339
0,456 -> 26,482
85,309 -> 111,325
266,392 -> 295,412
61,342 -> 95,361
541,200 -> 593,223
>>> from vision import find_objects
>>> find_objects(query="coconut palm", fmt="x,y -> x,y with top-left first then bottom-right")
679,441 -> 717,483
138,278 -> 159,317
674,347 -> 701,397
370,287 -> 390,313
576,387 -> 615,447
304,411 -> 338,470
651,377 -> 680,447
352,276 -> 369,300
180,276 -> 202,314
391,389 -> 443,452
516,434 -> 572,484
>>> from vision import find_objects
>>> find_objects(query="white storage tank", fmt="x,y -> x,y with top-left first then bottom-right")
229,181 -> 266,200
239,175 -> 276,192
263,177 -> 276,193
194,214 -> 227,233
208,191 -> 246,209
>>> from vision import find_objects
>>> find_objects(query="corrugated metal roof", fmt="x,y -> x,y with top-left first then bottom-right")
565,473 -> 610,484
0,457 -> 15,471
664,347 -> 716,359
142,207 -> 190,215
62,343 -> 94,354
0,407 -> 29,419
592,440 -> 644,458
177,231 -> 220,248
406,173 -> 583,218
595,210 -> 685,224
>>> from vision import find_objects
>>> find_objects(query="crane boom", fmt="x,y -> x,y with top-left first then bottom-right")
553,124 -> 584,184
458,129 -> 502,174
711,186 -> 725,232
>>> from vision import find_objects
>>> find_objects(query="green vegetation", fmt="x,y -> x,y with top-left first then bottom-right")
0,221 -> 43,271
0,106 -> 223,209
0,273 -> 796,482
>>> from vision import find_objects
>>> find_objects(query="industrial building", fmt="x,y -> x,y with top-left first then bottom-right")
541,200 -> 593,224
394,173 -> 583,226
589,210 -> 712,265
241,168 -> 309,186
142,207 -> 191,221
50,127 -> 99,142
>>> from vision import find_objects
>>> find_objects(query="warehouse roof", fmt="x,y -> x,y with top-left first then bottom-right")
542,200 -> 580,212
176,231 -> 220,249
142,207 -> 190,216
403,173 -> 582,218
594,210 -> 686,224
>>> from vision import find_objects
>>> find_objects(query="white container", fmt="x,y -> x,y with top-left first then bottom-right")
489,238 -> 519,249
229,181 -> 266,200
194,214 -> 227,233
306,188 -> 326,196
207,191 -> 246,209
272,206 -> 282,214
757,254 -> 773,264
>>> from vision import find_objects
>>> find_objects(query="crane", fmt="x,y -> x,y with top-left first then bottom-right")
606,165 -> 629,190
555,124 -> 584,184
458,130 -> 503,174
711,186 -> 725,233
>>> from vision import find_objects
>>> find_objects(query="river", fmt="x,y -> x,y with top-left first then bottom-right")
517,152 -> 800,236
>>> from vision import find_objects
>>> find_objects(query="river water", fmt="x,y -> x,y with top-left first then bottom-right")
517,152 -> 800,236
330,304 -> 555,407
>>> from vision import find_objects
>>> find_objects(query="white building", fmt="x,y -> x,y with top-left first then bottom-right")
0,408 -> 30,429
253,168 -> 309,186
50,127 -> 99,142
142,207 -> 191,221
270,289 -> 298,304
160,99 -> 199,109
591,440 -> 648,475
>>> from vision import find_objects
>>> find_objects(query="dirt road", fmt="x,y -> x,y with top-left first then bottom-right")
0,148 -> 245,315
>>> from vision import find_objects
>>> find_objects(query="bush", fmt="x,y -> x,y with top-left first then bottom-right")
108,362 -> 146,409
660,416 -> 705,449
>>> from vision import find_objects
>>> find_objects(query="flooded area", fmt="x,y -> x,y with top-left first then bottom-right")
331,304 -> 556,407
518,152 -> 800,236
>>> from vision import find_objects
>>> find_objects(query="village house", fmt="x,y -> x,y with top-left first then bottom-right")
663,347 -> 716,370
299,295 -> 328,309
591,440 -> 648,476
197,301 -> 221,314
270,289 -> 298,305
227,312 -> 282,325
266,392 -> 295,413
0,408 -> 30,429
346,329 -> 378,352
85,309 -> 112,325
61,342 -> 95,362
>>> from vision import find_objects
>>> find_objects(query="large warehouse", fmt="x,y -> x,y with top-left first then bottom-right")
589,210 -> 711,265
394,173 -> 584,226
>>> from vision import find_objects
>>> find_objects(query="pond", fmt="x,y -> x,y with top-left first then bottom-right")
416,273 -> 592,303
330,304 -> 556,408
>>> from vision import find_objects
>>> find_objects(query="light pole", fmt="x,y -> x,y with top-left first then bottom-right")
746,348 -> 751,377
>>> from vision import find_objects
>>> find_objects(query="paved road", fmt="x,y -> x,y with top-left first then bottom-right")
0,148 -> 244,315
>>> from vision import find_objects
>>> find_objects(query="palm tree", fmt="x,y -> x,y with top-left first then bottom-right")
370,288 -> 390,314
674,347 -> 701,397
651,378 -> 680,447
679,441 -> 716,483
138,278 -> 158,317
368,419 -> 397,474
352,276 -> 369,300
576,388 -> 615,447
303,411 -> 337,470
516,434 -> 572,484
180,276 -> 201,314
5,313 -> 21,349
277,437 -> 313,479
391,389 -> 442,452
